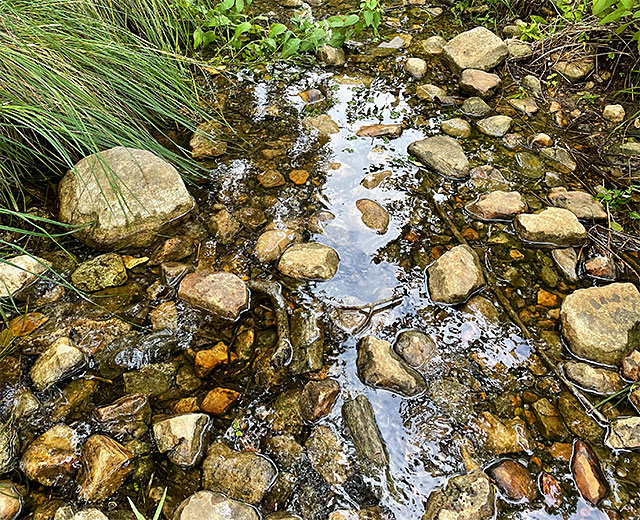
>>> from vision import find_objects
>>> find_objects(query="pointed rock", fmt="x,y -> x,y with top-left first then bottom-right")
428,245 -> 485,304
571,440 -> 607,506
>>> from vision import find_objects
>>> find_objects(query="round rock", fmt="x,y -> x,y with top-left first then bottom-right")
278,243 -> 339,281
477,115 -> 513,137
441,118 -> 472,138
356,199 -> 389,234
178,271 -> 249,320
443,26 -> 508,72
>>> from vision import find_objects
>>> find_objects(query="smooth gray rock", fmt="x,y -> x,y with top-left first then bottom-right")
173,491 -> 259,520
441,118 -> 472,138
548,187 -> 607,220
461,97 -> 492,118
443,27 -> 508,72
477,115 -> 512,137
393,330 -> 438,371
514,208 -> 587,246
428,245 -> 485,304
342,395 -> 388,468
153,413 -> 210,467
408,136 -> 469,179
466,191 -> 527,220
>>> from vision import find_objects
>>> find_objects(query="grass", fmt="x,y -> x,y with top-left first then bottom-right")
128,487 -> 167,520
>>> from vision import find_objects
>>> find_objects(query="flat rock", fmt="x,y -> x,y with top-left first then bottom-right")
552,248 -> 579,282
552,58 -> 595,82
507,40 -> 532,60
342,395 -> 388,468
561,283 -> 640,365
558,392 -> 604,444
441,118 -> 471,138
178,271 -> 248,320
304,114 -> 339,135
416,84 -> 447,102
509,97 -> 538,115
423,470 -> 495,520
477,115 -> 512,137
356,335 -> 426,396
94,393 -> 151,440
514,207 -> 587,246
466,190 -> 527,220
532,398 -> 569,441
356,199 -> 389,233
461,97 -> 492,117
443,27 -> 508,72
420,35 -> 446,55
564,361 -> 624,395
289,308 -> 324,375
72,253 -> 127,292
460,69 -> 501,98
305,425 -> 352,486
208,209 -> 241,244
428,244 -> 485,304
153,413 -> 210,467
58,147 -> 194,249
571,440 -> 608,505
255,229 -> 301,263
0,255 -> 50,298
173,491 -> 259,520
605,417 -> 640,450
486,459 -> 537,503
278,243 -> 339,281
548,187 -> 607,220
540,147 -> 577,173
190,121 -> 227,159
30,337 -> 86,391
474,411 -> 533,454
356,124 -> 402,139
408,136 -> 469,179
317,45 -> 345,66
361,170 -> 391,189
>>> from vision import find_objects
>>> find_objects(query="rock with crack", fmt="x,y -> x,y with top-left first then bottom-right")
408,136 -> 469,179
422,470 -> 495,520
428,245 -> 485,304
153,413 -> 210,467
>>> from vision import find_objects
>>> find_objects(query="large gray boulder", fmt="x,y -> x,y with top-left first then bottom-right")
561,283 -> 640,366
58,147 -> 194,250
408,136 -> 469,179
428,245 -> 485,304
443,27 -> 508,72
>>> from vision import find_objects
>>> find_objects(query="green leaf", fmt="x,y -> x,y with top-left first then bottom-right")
269,23 -> 287,38
343,14 -> 359,26
611,221 -> 624,231
281,37 -> 301,58
327,15 -> 346,27
629,211 -> 640,219
193,27 -> 204,48
593,0 -> 618,16
233,21 -> 252,38
220,0 -> 234,10
235,0 -> 245,12
364,10 -> 373,25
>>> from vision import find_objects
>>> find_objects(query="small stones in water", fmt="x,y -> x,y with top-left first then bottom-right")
0,481 -> 22,520
405,57 -> 427,79
277,243 -> 339,281
423,470 -> 495,520
427,244 -> 485,304
355,199 -> 389,234
356,124 -> 402,139
443,26 -> 508,72
20,424 -> 80,486
178,271 -> 249,320
361,170 -> 391,189
94,394 -> 151,440
540,472 -> 563,510
514,207 -> 587,246
29,336 -> 86,391
477,115 -> 513,137
563,361 -> 624,395
72,254 -> 127,292
303,114 -> 339,135
548,187 -> 607,220
603,104 -> 625,124
150,301 -> 178,331
201,388 -> 240,416
289,308 -> 324,376
173,491 -> 259,520
441,118 -> 471,138
299,88 -> 324,104
416,84 -> 447,103
465,190 -> 527,220
317,45 -> 345,66
622,350 -> 640,381
540,146 -> 577,173
0,255 -> 50,298
605,417 -> 640,450
420,35 -> 446,55
584,253 -> 616,280
459,69 -> 501,98
190,121 -> 227,159
195,342 -> 231,378
486,459 -> 537,503
342,395 -> 389,468
153,413 -> 210,467
408,136 -> 469,179
461,97 -> 492,118
255,229 -> 301,263
299,379 -> 340,421
531,398 -> 569,441
258,169 -> 286,188
306,425 -> 352,486
571,439 -> 608,506
208,209 -> 241,244
289,169 -> 309,185
531,133 -> 553,148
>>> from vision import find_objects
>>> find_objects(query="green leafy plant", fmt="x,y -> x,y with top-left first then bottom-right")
128,488 -> 167,520
596,184 -> 640,230
594,0 -> 640,51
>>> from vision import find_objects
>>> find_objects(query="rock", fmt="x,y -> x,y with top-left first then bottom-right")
355,199 -> 389,233
289,308 -> 324,375
173,491 -> 259,520
540,472 -> 563,510
584,254 -> 616,280
278,243 -> 339,281
474,411 -> 533,454
461,97 -> 492,118
201,388 -> 240,415
194,342 -> 230,378
342,395 -> 388,468
0,255 -> 50,298
416,84 -> 447,102
486,459 -> 537,503
477,115 -> 512,137
561,283 -> 640,365
236,207 -> 266,230
29,337 -> 86,391
603,104 -> 625,124
356,335 -> 426,396
255,229 -> 300,263
514,208 -> 587,246
564,361 -> 624,395
374,35 -> 410,55
422,470 -> 495,520
509,97 -> 538,116
258,169 -> 286,188
620,141 -> 640,156
190,121 -> 227,159
94,394 -> 151,440
0,425 -> 16,478
531,398 -> 569,441
465,191 -> 527,220
622,350 -> 640,381
408,136 -> 469,179
202,442 -> 277,504
430,378 -> 474,423
57,509 -> 109,520
552,58 -> 595,82
523,75 -> 542,94
571,440 -> 608,506
470,165 -> 507,187
123,362 -> 176,395
393,330 -> 438,371
149,301 -> 178,331
548,187 -> 606,220
460,69 -> 501,98
153,413 -> 210,467
540,147 -> 577,173
462,295 -> 500,322
20,424 -> 79,486
0,481 -> 22,520
531,133 -> 553,147
421,35 -> 446,55
299,379 -> 340,421
305,426 -> 351,486
208,209 -> 241,244
361,170 -> 391,189
58,147 -> 194,249
356,124 -> 402,138
507,40 -> 532,60
605,417 -> 640,450
77,435 -> 133,502
178,271 -> 248,320
441,118 -> 472,138
289,169 -> 309,185
552,248 -> 579,282
317,45 -> 345,66
304,114 -> 339,135
443,27 -> 507,72
558,391 -> 604,444
427,244 -> 485,304
405,57 -> 427,79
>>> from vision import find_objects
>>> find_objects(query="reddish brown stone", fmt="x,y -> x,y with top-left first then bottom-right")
195,342 -> 230,378
201,388 -> 240,416
571,439 -> 608,506
178,271 -> 248,321
539,472 -> 563,510
486,459 -> 537,503
299,379 -> 340,421
356,124 -> 402,138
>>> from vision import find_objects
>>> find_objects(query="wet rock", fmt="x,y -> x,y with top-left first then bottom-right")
422,470 -> 495,520
408,136 -> 469,179
622,350 -> 640,381
278,243 -> 339,281
190,121 -> 227,159
0,481 -> 22,520
355,199 -> 389,233
405,57 -> 427,79
540,472 -> 563,510
531,133 -> 553,148
270,389 -> 304,434
532,398 -> 569,441
564,361 -> 624,395
305,426 -> 352,486
466,190 -> 527,220
123,362 -> 176,395
561,283 -> 640,365
58,147 -> 194,249
173,490 -> 259,520
71,254 -> 127,292
460,69 -> 501,98
317,45 -> 345,66
149,301 -> 178,331
523,75 -> 542,94
258,169 -> 286,188
195,342 -> 230,378
236,207 -> 266,230
462,295 -> 500,322
605,417 -> 640,450
393,330 -> 438,371
0,255 -> 50,298
208,209 -> 241,244
474,411 -> 533,454
548,187 -> 606,220
486,459 -> 537,503
477,115 -> 512,137
202,442 -> 277,504
153,413 -> 210,467
77,435 -> 133,502
201,388 -> 240,415
430,378 -> 474,423
265,513 -> 300,520
571,440 -> 608,506
361,170 -> 391,189
356,335 -> 426,396
30,336 -> 86,391
630,388 -> 640,412
94,394 -> 151,440
255,229 -> 301,263
507,40 -> 532,60
603,104 -> 625,124
21,424 -> 79,486
428,244 -> 484,304
509,97 -> 538,115
356,124 -> 402,139
584,254 -> 616,280
552,248 -> 579,282
552,58 -> 595,82
540,147 -> 577,173
299,379 -> 340,421
443,27 -> 507,72
441,118 -> 471,138
289,308 -> 324,375
178,271 -> 249,320
304,114 -> 339,135
342,395 -> 389,468
416,84 -> 447,102
461,97 -> 492,118
421,35 -> 446,55
470,165 -> 507,187
514,207 -> 587,246
558,391 -> 604,443
374,35 -> 410,56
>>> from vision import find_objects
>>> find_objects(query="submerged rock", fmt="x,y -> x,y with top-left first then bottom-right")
428,244 -> 485,304
299,379 -> 340,421
305,426 -> 352,486
342,395 -> 388,468
21,424 -> 80,486
486,459 -> 537,503
421,35 -> 446,55
58,147 -> 194,250
430,378 -> 474,423
0,481 -> 22,520
514,207 -> 586,246
561,283 -> 640,365
558,391 -> 604,444
153,413 -> 210,467
571,440 -> 608,506
465,190 -> 527,220
443,27 -> 507,72
355,199 -> 389,233
0,255 -> 50,299
408,136 -> 469,179
564,361 -> 624,395
441,118 -> 472,138
477,115 -> 512,137
255,230 -> 300,263
393,330 -> 438,372
531,398 -> 569,441
405,57 -> 427,79
356,124 -> 402,139
605,417 -> 640,450
178,271 -> 249,320
548,187 -> 607,220
460,69 -> 501,98
278,243 -> 339,281
461,97 -> 492,118
540,147 -> 577,173
30,336 -> 86,391
356,335 -> 426,396
303,114 -> 339,135
94,394 -> 151,440
422,470 -> 495,520
289,308 -> 324,375
173,491 -> 259,520
201,388 -> 240,416
190,121 -> 227,159
474,411 -> 533,454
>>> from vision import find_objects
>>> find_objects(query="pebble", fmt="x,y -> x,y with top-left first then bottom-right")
532,398 -> 569,441
443,26 -> 508,72
361,170 -> 391,189
77,435 -> 133,502
441,118 -> 472,138
540,147 -> 577,173
465,190 -> 527,220
552,58 -> 595,82
258,169 -> 286,188
477,115 -> 513,137
20,424 -> 80,486
355,199 -> 389,233
71,253 -> 127,292
317,45 -> 345,66
474,411 -> 533,454
190,121 -> 227,159
299,379 -> 340,421
603,104 -> 625,124
356,124 -> 402,138
278,243 -> 339,280
178,271 -> 249,321
173,491 -> 259,520
303,114 -> 339,135
306,425 -> 352,486
342,395 -> 388,468
622,350 -> 640,381
0,481 -> 22,520
393,330 -> 438,371
255,229 -> 301,263
208,209 -> 241,244
153,413 -> 210,467
548,187 -> 607,220
30,336 -> 86,391
149,301 -> 178,331
405,57 -> 427,79
461,97 -> 492,118
564,361 -> 624,395
540,472 -> 563,509
486,459 -> 537,503
509,97 -> 538,116
531,133 -> 553,147
201,388 -> 240,415
408,136 -> 470,179
416,84 -> 447,102
605,417 -> 640,450
94,394 -> 151,440
423,470 -> 494,520
571,439 -> 608,505
420,35 -> 446,55
551,248 -> 579,282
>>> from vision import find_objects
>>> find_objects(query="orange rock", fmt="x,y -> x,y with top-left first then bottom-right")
201,388 -> 240,415
289,169 -> 309,185
537,290 -> 558,307
540,472 -> 563,510
509,249 -> 525,261
195,342 -> 230,378
461,227 -> 479,240
174,397 -> 199,414
549,442 -> 572,462
571,439 -> 608,506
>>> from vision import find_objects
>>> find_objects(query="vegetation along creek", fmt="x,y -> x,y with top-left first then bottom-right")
6,0 -> 640,518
